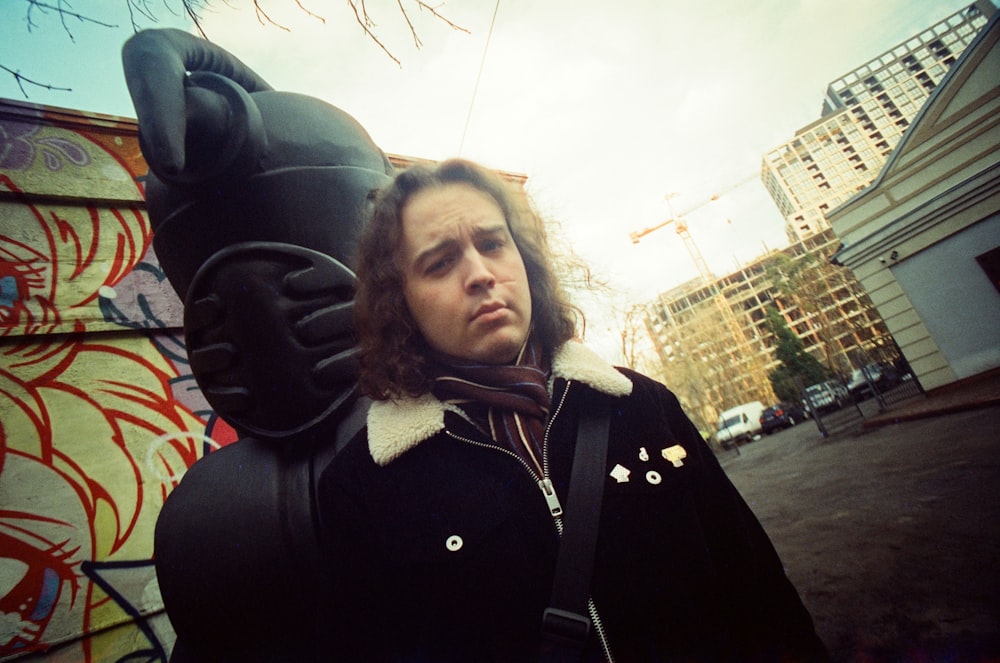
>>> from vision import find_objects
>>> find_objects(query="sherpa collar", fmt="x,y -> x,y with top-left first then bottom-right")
367,341 -> 633,466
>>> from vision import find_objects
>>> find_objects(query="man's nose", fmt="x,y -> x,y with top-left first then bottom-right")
464,252 -> 496,291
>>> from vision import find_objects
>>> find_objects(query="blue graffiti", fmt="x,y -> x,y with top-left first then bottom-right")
1,274 -> 19,307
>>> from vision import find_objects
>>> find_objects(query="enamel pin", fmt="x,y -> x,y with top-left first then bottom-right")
610,464 -> 631,483
662,445 -> 687,467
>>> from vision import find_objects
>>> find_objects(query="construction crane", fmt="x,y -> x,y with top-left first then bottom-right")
629,172 -> 758,271
631,172 -> 773,402
641,210 -> 717,284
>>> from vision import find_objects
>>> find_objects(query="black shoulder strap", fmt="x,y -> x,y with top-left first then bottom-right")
540,397 -> 611,662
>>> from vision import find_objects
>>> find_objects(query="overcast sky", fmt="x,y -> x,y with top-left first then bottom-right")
1,0 -> 988,353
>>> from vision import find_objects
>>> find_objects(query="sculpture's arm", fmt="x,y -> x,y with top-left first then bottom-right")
122,28 -> 273,184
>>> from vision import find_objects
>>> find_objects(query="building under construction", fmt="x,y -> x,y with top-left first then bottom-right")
643,229 -> 893,433
641,2 -> 994,433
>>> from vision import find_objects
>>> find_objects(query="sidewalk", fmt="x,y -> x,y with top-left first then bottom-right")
862,368 -> 1000,427
721,406 -> 1000,661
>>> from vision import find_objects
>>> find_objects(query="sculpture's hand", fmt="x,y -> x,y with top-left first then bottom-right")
185,243 -> 360,438
285,263 -> 360,390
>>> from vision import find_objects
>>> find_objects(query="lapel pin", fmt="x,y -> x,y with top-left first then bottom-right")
610,464 -> 631,483
662,445 -> 687,467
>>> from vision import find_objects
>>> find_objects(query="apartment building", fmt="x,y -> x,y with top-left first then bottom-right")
763,1 -> 993,244
642,2 -> 994,428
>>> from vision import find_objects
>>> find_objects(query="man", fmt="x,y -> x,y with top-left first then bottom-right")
318,159 -> 829,662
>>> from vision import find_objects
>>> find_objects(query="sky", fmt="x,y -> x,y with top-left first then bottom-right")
0,0 -> 988,354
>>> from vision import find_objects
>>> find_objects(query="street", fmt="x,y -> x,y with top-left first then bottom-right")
718,405 -> 1000,662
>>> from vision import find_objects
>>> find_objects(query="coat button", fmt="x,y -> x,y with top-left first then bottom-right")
446,535 -> 463,551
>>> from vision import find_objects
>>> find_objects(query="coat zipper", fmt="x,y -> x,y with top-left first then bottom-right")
445,380 -> 615,663
589,597 -> 615,663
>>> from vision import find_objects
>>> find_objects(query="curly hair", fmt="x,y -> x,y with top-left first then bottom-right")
354,158 -> 580,400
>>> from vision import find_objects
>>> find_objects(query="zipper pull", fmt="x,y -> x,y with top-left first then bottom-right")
538,478 -> 563,517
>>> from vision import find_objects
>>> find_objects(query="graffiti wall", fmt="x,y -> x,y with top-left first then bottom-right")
1,99 -> 236,661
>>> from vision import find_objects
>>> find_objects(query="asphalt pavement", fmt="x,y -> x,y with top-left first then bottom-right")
718,397 -> 1000,662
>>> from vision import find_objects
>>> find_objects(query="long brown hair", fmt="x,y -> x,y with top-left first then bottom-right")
354,158 -> 579,400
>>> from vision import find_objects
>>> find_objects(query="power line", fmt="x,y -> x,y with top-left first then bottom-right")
458,0 -> 501,155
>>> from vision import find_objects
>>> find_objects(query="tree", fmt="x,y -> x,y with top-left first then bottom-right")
4,0 -> 468,97
765,250 -> 852,375
763,306 -> 828,402
641,295 -> 772,436
609,302 -> 650,370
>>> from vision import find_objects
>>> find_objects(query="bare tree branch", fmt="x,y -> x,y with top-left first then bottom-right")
294,0 -> 326,24
124,0 -> 160,32
0,63 -> 73,96
24,0 -> 119,41
253,0 -> 291,31
349,0 -> 470,65
348,0 -> 403,67
397,0 -> 423,49
397,0 -> 472,49
247,0 -> 323,31
184,3 -> 209,38
4,0 -> 470,95
176,0 -> 215,38
415,1 -> 469,34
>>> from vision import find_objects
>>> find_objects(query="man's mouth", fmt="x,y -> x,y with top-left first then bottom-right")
471,301 -> 505,321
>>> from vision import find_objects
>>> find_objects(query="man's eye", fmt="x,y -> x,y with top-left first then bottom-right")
481,238 -> 504,252
427,255 -> 454,274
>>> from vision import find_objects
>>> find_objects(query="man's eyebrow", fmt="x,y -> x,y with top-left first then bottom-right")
408,223 -> 511,270
411,237 -> 460,270
472,223 -> 509,238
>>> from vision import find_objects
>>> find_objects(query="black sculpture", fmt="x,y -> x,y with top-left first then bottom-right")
122,28 -> 393,661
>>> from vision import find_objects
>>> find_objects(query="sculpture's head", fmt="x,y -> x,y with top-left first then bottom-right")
124,28 -> 393,299
123,29 -> 393,437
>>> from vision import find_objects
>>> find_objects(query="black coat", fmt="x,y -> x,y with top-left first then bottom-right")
318,342 -> 828,662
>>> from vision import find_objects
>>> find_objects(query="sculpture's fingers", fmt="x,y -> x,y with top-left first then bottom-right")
295,302 -> 355,347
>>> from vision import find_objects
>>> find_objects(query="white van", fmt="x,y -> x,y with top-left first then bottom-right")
715,401 -> 766,447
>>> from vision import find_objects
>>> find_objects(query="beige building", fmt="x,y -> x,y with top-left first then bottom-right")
829,11 -> 1000,391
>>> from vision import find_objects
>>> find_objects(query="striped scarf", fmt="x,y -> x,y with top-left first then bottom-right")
431,335 -> 552,477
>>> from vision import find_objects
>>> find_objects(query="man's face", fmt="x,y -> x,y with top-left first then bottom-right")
399,182 -> 532,364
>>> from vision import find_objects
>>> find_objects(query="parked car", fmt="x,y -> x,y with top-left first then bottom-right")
715,401 -> 766,448
848,363 -> 901,400
804,380 -> 849,414
759,402 -> 807,434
